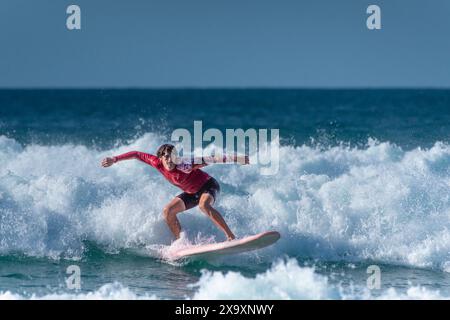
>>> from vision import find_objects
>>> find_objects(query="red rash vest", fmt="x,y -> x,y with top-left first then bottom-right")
113,151 -> 211,194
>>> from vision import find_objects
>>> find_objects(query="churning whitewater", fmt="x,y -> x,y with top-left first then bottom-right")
1,133 -> 449,272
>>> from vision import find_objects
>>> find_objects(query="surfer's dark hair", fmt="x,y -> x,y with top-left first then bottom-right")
156,144 -> 175,158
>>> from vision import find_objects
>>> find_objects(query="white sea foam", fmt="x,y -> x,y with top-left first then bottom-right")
191,259 -> 450,300
1,134 -> 450,272
0,282 -> 157,300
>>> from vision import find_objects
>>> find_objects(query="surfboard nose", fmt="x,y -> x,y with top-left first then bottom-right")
266,231 -> 281,239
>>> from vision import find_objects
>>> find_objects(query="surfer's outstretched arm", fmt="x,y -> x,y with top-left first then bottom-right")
101,151 -> 157,167
190,155 -> 249,169
226,154 -> 249,164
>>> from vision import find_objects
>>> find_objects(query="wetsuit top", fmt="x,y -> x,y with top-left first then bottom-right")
113,151 -> 211,194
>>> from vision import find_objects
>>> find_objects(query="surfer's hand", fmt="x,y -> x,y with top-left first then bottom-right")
101,157 -> 116,167
239,155 -> 250,165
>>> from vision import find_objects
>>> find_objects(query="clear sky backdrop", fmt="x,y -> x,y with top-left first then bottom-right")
1,0 -> 449,88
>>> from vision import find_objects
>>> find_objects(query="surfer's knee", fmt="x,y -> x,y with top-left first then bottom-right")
198,200 -> 212,214
163,206 -> 176,220
199,193 -> 214,212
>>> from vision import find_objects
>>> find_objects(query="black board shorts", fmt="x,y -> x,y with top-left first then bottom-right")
177,177 -> 220,210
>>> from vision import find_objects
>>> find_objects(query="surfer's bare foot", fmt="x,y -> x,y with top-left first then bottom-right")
227,234 -> 236,241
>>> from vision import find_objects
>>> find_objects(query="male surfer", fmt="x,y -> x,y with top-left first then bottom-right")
101,144 -> 249,241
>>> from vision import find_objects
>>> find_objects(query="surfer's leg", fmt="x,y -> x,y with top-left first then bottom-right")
198,193 -> 235,241
162,197 -> 186,239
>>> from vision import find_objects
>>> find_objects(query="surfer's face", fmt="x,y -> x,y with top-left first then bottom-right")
160,152 -> 177,171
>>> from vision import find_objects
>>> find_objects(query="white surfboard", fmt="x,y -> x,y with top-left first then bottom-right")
168,231 -> 281,260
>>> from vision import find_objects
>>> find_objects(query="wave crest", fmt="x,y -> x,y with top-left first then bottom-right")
1,134 -> 450,272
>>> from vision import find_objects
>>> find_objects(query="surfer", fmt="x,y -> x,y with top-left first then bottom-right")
101,144 -> 249,241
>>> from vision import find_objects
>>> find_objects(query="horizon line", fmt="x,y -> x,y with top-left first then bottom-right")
1,86 -> 450,90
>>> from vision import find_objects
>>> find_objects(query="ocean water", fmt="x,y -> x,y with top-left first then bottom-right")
1,89 -> 450,300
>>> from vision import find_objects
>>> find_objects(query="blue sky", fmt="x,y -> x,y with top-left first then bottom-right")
1,0 -> 449,88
